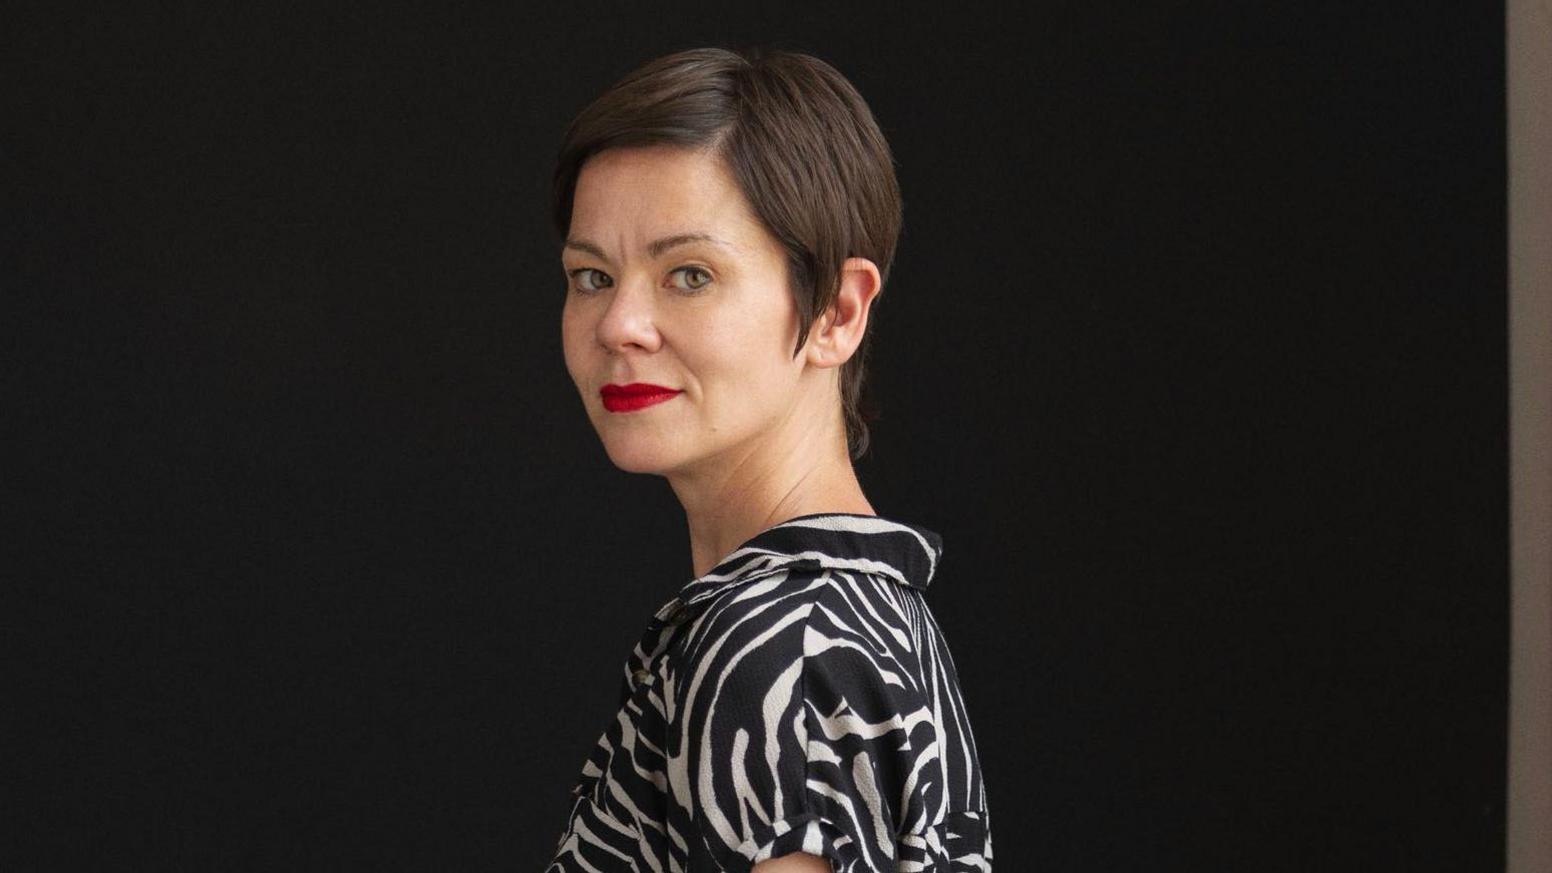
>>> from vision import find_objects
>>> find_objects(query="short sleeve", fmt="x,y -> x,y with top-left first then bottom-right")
681,576 -> 985,872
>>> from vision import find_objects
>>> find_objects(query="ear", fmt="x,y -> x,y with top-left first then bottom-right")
805,257 -> 882,368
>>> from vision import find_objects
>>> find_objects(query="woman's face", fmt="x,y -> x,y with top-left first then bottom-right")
560,144 -> 813,476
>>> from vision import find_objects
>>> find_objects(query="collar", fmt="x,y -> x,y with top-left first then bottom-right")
665,512 -> 944,617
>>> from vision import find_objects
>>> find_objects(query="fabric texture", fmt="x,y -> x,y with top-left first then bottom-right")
545,512 -> 992,872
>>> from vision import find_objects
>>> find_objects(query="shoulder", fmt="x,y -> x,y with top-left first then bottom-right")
673,566 -> 934,742
678,566 -> 927,681
668,568 -> 946,868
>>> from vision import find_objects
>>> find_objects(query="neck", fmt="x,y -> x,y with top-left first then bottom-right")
670,427 -> 874,579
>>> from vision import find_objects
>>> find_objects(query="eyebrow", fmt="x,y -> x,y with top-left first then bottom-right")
563,232 -> 736,261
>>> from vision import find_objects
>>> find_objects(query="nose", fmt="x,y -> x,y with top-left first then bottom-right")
594,274 -> 662,354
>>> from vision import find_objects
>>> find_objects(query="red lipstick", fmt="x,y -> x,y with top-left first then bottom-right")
600,383 -> 683,413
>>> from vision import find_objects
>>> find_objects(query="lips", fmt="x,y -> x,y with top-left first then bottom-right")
600,382 -> 682,413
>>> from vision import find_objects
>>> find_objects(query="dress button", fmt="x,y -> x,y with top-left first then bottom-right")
666,604 -> 691,626
632,668 -> 652,685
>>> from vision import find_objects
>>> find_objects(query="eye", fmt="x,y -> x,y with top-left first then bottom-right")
671,266 -> 713,293
567,267 -> 611,294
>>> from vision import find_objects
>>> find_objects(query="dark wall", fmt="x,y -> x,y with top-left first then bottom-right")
9,3 -> 1504,870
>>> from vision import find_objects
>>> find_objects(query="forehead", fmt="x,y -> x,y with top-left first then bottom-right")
568,145 -> 764,249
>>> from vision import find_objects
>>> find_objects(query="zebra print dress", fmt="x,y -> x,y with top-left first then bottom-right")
546,512 -> 992,872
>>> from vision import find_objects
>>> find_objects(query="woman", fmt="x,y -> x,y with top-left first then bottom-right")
545,46 -> 992,872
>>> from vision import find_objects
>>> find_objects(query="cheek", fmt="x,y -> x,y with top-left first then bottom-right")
691,319 -> 795,397
560,305 -> 590,380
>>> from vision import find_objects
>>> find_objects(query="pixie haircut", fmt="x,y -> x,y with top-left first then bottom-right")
551,45 -> 903,462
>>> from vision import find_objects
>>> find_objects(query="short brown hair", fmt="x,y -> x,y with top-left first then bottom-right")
551,45 -> 903,462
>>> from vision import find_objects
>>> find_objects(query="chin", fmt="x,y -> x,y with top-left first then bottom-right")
601,437 -> 685,476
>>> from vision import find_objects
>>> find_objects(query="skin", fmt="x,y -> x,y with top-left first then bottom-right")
750,851 -> 833,873
561,143 -> 884,585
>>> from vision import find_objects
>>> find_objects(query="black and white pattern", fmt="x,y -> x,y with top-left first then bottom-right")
546,512 -> 992,872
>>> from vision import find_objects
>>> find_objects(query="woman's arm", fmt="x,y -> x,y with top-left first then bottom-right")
752,852 -> 832,872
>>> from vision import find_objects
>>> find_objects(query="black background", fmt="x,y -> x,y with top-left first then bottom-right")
7,2 -> 1505,870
